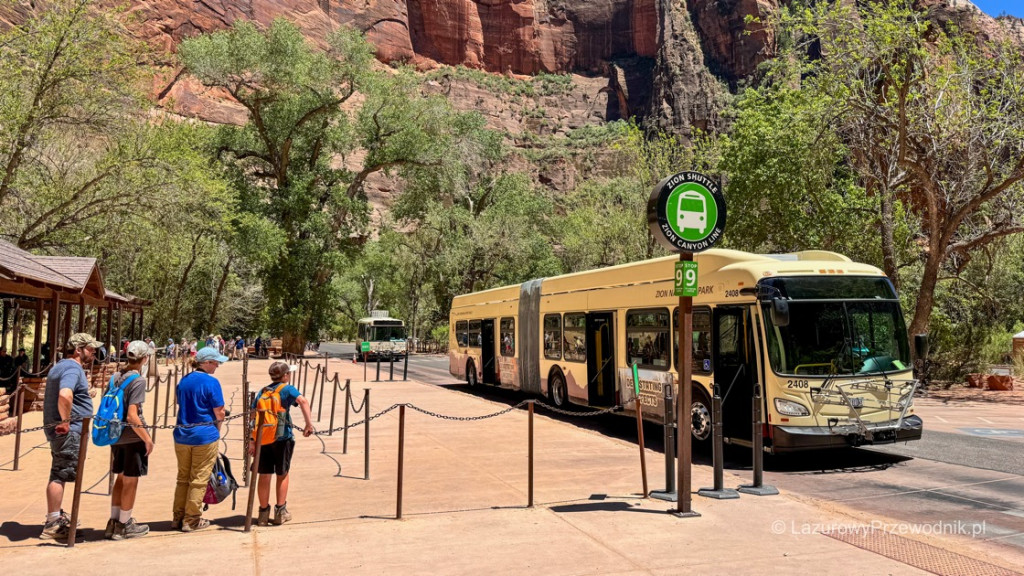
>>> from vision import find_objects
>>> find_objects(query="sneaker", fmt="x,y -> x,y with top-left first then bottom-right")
181,518 -> 210,532
40,518 -> 69,540
257,506 -> 270,527
112,518 -> 149,540
104,518 -> 116,540
272,504 -> 291,525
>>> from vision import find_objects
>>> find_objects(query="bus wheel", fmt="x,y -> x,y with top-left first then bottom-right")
549,371 -> 568,408
466,361 -> 478,387
690,387 -> 713,448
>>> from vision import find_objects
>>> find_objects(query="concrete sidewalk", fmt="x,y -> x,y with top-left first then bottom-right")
0,355 -> 1014,575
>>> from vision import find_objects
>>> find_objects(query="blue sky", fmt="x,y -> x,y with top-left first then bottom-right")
971,1 -> 1024,18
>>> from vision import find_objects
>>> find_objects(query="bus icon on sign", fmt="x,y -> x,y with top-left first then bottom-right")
677,190 -> 707,234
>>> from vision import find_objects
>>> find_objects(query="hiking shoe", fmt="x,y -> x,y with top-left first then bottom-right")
40,518 -> 69,540
112,518 -> 149,540
257,506 -> 270,527
181,518 -> 210,532
104,518 -> 116,540
272,504 -> 291,525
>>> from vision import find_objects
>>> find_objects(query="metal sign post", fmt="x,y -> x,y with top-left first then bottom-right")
647,171 -> 727,519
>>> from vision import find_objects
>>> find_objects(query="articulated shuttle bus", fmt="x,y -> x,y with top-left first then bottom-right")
448,249 -> 923,453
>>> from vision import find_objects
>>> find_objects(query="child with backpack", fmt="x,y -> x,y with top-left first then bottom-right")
250,361 -> 314,526
103,341 -> 155,540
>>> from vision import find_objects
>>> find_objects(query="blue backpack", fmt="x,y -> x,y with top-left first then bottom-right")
92,374 -> 140,447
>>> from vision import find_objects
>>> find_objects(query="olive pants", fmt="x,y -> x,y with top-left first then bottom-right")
172,441 -> 219,524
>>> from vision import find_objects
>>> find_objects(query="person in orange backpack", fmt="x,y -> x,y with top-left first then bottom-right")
250,361 -> 314,526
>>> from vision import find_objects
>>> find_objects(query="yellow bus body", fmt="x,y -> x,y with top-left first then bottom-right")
449,248 -> 922,453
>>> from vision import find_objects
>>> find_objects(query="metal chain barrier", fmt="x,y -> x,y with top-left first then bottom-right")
532,400 -> 624,417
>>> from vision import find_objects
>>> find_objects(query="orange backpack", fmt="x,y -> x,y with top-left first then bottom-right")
251,384 -> 288,446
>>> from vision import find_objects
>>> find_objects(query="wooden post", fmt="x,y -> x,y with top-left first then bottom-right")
151,374 -> 160,443
396,404 -> 405,520
163,369 -> 172,427
635,398 -> 649,498
676,252 -> 697,517
528,400 -> 534,508
67,417 -> 91,547
244,411 -> 265,532
32,299 -> 43,372
13,382 -> 24,471
364,388 -> 371,480
316,366 -> 326,421
242,380 -> 251,487
342,380 -> 351,451
328,375 -> 339,438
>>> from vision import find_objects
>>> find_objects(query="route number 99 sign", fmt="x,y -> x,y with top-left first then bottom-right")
675,260 -> 698,297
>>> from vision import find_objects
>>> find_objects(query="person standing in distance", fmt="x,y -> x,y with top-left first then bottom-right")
172,347 -> 227,532
106,341 -> 155,540
40,333 -> 100,540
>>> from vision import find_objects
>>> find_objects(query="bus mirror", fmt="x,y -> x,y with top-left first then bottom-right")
770,299 -> 790,327
914,334 -> 929,360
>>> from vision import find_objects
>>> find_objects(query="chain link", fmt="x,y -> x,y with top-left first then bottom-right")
348,390 -> 366,414
405,400 -> 531,421
532,400 -> 624,417
0,413 -> 245,437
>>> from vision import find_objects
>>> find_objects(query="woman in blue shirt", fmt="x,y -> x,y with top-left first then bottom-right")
172,347 -> 227,532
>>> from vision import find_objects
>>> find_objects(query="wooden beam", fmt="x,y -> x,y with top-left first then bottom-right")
33,299 -> 43,371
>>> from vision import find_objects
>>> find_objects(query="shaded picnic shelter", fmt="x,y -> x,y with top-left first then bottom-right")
0,239 -> 150,375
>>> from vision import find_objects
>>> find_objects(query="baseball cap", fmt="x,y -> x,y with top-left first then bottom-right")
125,340 -> 151,361
68,333 -> 103,349
195,347 -> 228,364
268,361 -> 298,380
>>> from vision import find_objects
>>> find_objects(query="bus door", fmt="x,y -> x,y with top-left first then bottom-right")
586,312 -> 616,406
714,306 -> 757,442
481,319 -> 496,385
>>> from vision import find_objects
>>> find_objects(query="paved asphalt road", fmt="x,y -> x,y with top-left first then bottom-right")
320,342 -> 1024,554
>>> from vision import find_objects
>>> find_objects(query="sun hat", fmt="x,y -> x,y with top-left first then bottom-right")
195,347 -> 228,364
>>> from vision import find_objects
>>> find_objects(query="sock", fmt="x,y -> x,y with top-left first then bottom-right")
119,509 -> 132,524
111,506 -> 121,520
275,502 -> 285,510
46,512 -> 60,524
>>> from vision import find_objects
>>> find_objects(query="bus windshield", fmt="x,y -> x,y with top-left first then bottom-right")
371,326 -> 406,341
760,278 -> 911,376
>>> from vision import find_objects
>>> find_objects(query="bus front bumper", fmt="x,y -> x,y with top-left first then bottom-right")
771,414 -> 923,453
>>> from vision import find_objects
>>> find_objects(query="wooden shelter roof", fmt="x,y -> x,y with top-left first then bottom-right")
0,239 -> 146,308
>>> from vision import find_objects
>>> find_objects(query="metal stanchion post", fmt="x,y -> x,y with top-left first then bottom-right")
402,351 -> 408,381
302,362 -> 309,397
163,370 -> 171,428
699,384 -> 739,499
389,354 -> 394,381
528,400 -> 534,508
243,384 -> 251,487
13,385 -> 24,471
375,354 -> 380,382
650,382 -> 677,501
396,404 -> 405,520
364,388 -> 371,480
342,380 -> 351,451
363,352 -> 367,381
738,386 -> 778,496
316,366 -> 326,421
151,377 -> 160,443
244,411 -> 266,532
67,416 -> 91,547
328,376 -> 339,437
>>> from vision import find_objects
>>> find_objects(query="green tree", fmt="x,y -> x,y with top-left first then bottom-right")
774,0 -> 1024,341
180,20 -> 478,353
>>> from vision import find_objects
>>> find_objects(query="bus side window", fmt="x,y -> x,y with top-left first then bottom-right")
674,307 -> 713,374
544,314 -> 561,360
468,319 -> 481,348
456,321 -> 468,347
500,317 -> 515,356
563,313 -> 586,362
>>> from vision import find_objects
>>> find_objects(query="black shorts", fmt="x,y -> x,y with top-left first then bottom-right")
257,439 -> 295,476
49,432 -> 81,483
111,442 -> 149,477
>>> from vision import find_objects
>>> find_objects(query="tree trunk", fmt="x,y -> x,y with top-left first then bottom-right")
171,235 -> 202,331
878,183 -> 899,290
207,254 -> 233,334
908,248 -> 944,349
281,326 -> 306,355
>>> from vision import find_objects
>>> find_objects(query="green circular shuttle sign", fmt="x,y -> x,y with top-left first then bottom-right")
647,171 -> 726,253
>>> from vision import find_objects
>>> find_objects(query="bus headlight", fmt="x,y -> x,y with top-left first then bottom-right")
775,398 -> 810,416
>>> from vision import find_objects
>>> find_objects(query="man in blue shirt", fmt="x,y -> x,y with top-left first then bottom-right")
41,333 -> 100,540
252,361 -> 314,526
172,347 -> 227,532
